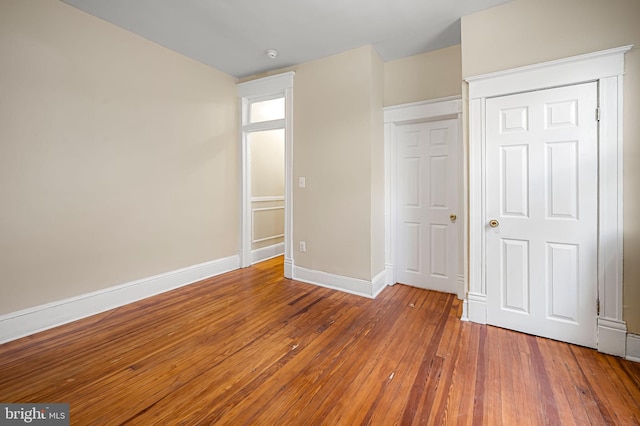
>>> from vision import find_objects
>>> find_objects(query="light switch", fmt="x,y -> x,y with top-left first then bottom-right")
298,177 -> 306,188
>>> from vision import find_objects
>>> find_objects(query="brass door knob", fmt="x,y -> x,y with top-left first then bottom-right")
489,219 -> 499,228
450,214 -> 457,222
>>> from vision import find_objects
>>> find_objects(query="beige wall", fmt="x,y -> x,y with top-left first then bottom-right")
384,45 -> 462,107
293,46 -> 385,281
461,0 -> 640,333
251,199 -> 285,250
370,49 -> 385,279
0,0 -> 239,315
250,130 -> 284,198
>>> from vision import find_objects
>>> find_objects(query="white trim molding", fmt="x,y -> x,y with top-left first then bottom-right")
238,72 -> 294,277
238,73 -> 295,99
465,45 -> 632,356
293,266 -> 386,299
252,242 -> 285,264
251,206 -> 285,243
598,318 -> 628,357
626,334 -> 640,363
457,275 -> 465,301
0,255 -> 240,344
383,96 -> 464,294
464,292 -> 487,324
251,196 -> 285,202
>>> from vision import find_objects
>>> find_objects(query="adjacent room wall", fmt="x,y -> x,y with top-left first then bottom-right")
461,0 -> 640,333
293,45 -> 385,282
250,129 -> 285,250
384,44 -> 462,107
0,0 -> 239,315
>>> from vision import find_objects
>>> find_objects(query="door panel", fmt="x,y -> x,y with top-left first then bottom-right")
547,242 -> 579,322
430,224 -> 448,277
501,145 -> 529,217
502,238 -> 529,314
485,82 -> 598,348
396,119 -> 458,294
404,223 -> 421,273
430,156 -> 448,208
547,141 -> 578,218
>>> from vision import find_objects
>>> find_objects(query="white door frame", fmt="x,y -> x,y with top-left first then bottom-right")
237,72 -> 295,278
384,96 -> 465,299
464,45 -> 632,356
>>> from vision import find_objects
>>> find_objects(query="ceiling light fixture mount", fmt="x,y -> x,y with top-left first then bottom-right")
265,49 -> 278,59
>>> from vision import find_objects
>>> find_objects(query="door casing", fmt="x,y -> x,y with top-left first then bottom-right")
465,46 -> 631,356
384,97 -> 464,299
237,72 -> 295,277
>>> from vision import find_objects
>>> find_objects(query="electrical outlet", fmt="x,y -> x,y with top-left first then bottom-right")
299,241 -> 306,252
298,177 -> 306,188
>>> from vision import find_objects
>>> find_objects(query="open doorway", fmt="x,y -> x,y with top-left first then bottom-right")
249,127 -> 285,263
237,72 -> 294,277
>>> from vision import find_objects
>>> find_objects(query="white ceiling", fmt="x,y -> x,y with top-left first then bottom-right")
61,0 -> 512,78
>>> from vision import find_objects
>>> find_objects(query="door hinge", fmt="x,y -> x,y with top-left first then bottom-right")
596,107 -> 601,121
597,298 -> 600,315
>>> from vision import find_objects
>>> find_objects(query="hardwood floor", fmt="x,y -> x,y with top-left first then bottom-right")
1,256 -> 639,425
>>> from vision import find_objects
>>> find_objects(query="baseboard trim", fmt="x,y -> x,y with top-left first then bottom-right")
251,243 -> 284,264
0,254 -> 240,344
372,270 -> 387,298
284,258 -> 293,279
460,299 -> 469,321
385,264 -> 395,286
457,274 -> 465,301
293,266 -> 385,299
466,292 -> 487,324
598,317 -> 627,357
625,333 -> 640,362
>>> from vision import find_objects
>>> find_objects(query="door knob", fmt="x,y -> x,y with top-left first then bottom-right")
489,219 -> 499,228
450,214 -> 457,222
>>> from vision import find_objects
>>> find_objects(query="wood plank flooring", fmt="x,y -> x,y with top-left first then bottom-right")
1,257 -> 639,425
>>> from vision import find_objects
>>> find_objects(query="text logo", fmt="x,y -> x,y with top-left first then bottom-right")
1,404 -> 69,425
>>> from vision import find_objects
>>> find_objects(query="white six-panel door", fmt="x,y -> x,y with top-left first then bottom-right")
485,82 -> 598,348
396,119 -> 458,294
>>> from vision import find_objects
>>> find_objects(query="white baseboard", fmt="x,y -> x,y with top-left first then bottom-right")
251,243 -> 284,264
293,266 -> 386,299
457,274 -> 465,301
466,292 -> 487,324
372,270 -> 387,298
598,317 -> 627,357
460,299 -> 469,321
0,254 -> 240,344
625,333 -> 640,362
385,264 -> 395,286
284,257 -> 293,279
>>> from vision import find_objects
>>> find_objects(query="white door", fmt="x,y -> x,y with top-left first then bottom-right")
396,119 -> 459,294
485,82 -> 598,348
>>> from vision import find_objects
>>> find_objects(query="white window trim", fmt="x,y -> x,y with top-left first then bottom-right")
237,72 -> 294,275
464,45 -> 632,357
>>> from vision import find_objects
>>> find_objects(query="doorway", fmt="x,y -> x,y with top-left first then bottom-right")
238,72 -> 294,277
395,118 -> 459,294
465,46 -> 630,355
485,82 -> 598,347
384,97 -> 464,298
249,128 -> 285,264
